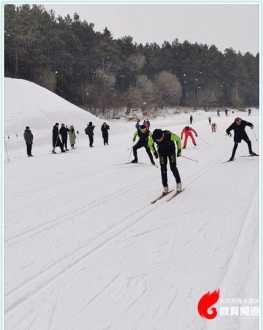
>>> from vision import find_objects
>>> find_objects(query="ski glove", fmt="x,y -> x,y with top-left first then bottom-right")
227,132 -> 232,137
154,151 -> 158,159
177,149 -> 181,157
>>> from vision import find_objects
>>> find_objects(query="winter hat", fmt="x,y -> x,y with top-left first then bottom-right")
25,126 -> 29,129
152,129 -> 163,141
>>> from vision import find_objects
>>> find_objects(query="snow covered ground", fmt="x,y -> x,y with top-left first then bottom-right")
5,79 -> 259,330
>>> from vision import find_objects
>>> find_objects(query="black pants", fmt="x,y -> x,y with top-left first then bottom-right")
26,143 -> 32,156
53,138 -> 64,152
103,134 -> 108,145
133,140 -> 155,164
160,153 -> 181,187
88,134 -> 94,147
231,136 -> 252,159
62,137 -> 68,150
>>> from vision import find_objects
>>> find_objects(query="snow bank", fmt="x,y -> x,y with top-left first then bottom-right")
4,78 -> 100,136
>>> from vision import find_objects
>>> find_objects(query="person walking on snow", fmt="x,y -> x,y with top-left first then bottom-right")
85,122 -> 95,147
152,129 -> 182,194
52,123 -> 65,154
181,126 -> 198,148
24,126 -> 33,157
226,117 -> 258,161
68,125 -> 76,149
131,125 -> 157,165
101,122 -> 110,145
60,123 -> 69,151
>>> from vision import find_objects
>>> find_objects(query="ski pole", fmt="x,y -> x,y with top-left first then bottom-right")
252,129 -> 258,142
181,155 -> 199,163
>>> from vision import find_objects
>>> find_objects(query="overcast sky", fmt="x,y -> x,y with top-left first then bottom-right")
44,4 -> 259,55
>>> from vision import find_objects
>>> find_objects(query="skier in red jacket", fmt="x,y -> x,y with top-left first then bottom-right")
181,126 -> 198,148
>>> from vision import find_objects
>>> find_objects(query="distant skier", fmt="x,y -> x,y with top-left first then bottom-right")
190,115 -> 193,125
24,126 -> 33,157
85,122 -> 95,147
68,125 -> 76,149
101,122 -> 110,145
226,117 -> 257,161
248,108 -> 252,116
152,129 -> 182,194
181,126 -> 198,148
208,117 -> 211,125
211,123 -> 217,133
60,123 -> 69,151
131,125 -> 157,165
52,123 -> 65,154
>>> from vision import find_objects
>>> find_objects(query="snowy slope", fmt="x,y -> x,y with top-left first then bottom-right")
5,79 -> 259,330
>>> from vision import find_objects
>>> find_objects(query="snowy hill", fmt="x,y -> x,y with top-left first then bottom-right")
5,79 -> 259,330
4,77 -> 99,136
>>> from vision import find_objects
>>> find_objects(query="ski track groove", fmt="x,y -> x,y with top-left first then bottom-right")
5,157 -> 223,315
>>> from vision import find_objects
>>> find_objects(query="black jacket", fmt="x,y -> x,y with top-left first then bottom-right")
59,126 -> 68,139
24,128 -> 33,144
226,120 -> 253,142
85,125 -> 95,136
101,124 -> 110,136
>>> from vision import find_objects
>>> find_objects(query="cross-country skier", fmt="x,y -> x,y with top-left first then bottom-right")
131,125 -> 157,165
85,122 -> 95,147
226,117 -> 258,161
68,125 -> 76,149
101,122 -> 110,145
152,129 -> 182,194
181,126 -> 198,148
60,123 -> 69,151
143,119 -> 150,130
24,126 -> 33,157
52,123 -> 65,154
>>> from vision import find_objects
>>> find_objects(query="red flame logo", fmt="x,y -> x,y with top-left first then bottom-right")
197,289 -> 220,319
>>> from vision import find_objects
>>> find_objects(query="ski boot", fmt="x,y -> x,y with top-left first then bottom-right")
177,183 -> 183,193
131,159 -> 138,163
162,186 -> 169,195
250,152 -> 258,156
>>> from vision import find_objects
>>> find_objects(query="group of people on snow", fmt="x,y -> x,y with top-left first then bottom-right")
22,114 -> 258,196
52,123 -> 77,154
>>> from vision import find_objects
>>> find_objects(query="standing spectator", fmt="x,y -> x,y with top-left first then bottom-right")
208,117 -> 212,125
68,125 -> 76,149
60,123 -> 69,151
85,122 -> 95,147
24,126 -> 33,157
248,108 -> 252,116
101,122 -> 110,145
190,115 -> 193,125
211,123 -> 217,133
52,123 -> 64,154
217,109 -> 220,117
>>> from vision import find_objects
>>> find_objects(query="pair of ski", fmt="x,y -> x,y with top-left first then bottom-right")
151,189 -> 184,204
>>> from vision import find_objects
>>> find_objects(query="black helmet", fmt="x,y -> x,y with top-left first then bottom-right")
152,129 -> 163,141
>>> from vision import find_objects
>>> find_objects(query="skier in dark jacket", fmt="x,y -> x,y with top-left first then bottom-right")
226,117 -> 257,161
52,123 -> 65,154
59,124 -> 69,151
152,129 -> 182,194
101,122 -> 110,145
131,125 -> 157,165
85,122 -> 95,147
24,126 -> 33,157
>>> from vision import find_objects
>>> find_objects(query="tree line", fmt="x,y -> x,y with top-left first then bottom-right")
5,4 -> 259,115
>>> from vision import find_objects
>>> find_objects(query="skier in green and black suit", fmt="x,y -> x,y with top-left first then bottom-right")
152,129 -> 182,194
131,125 -> 157,165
